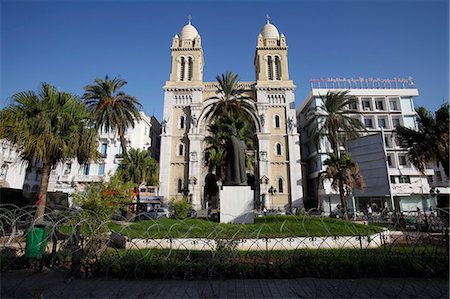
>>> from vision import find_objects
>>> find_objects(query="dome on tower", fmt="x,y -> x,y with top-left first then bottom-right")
180,19 -> 199,41
259,17 -> 280,40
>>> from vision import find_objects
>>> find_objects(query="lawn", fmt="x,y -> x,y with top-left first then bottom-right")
109,215 -> 383,239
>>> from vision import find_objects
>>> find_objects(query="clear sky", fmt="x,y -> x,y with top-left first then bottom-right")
1,0 -> 448,120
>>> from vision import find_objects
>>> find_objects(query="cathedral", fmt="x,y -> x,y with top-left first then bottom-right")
158,17 -> 303,212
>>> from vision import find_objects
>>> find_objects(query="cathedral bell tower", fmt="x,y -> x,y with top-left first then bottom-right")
159,17 -> 204,208
254,15 -> 289,83
169,16 -> 204,84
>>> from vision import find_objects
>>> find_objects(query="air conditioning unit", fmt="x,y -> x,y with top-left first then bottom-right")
364,107 -> 371,111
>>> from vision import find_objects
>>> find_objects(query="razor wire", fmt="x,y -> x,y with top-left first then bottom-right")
0,204 -> 448,281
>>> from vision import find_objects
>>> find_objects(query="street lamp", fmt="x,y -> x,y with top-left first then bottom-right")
268,186 -> 277,210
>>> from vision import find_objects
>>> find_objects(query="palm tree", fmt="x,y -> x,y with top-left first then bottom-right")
202,72 -> 257,121
322,153 -> 365,220
0,83 -> 98,223
309,90 -> 365,156
83,76 -> 142,156
204,113 -> 255,180
117,148 -> 159,187
396,104 -> 449,177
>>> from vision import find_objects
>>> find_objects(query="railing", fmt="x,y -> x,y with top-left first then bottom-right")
203,81 -> 256,91
0,205 -> 448,283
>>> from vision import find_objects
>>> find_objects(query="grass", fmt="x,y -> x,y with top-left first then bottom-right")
108,215 -> 384,239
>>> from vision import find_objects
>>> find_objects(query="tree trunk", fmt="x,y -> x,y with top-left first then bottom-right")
35,162 -> 51,225
338,179 -> 349,221
118,127 -> 128,158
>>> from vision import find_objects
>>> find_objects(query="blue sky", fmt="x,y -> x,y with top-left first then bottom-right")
1,0 -> 448,120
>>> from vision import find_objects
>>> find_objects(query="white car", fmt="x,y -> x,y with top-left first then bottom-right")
141,208 -> 170,219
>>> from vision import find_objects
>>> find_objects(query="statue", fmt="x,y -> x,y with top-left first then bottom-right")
224,126 -> 247,186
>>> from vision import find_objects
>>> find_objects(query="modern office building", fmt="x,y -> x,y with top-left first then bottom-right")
298,78 -> 435,213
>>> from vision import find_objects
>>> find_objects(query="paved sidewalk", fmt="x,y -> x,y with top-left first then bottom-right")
1,269 -> 448,298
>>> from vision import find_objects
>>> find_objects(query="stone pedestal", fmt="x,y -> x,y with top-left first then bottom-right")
219,186 -> 254,224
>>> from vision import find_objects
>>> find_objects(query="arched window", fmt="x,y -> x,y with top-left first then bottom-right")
275,56 -> 281,80
275,143 -> 282,156
35,169 -> 41,181
179,57 -> 185,81
23,184 -> 30,192
25,167 -> 32,180
278,178 -> 284,193
267,56 -> 273,80
177,178 -> 183,193
274,115 -> 281,128
0,164 -> 7,178
178,144 -> 184,156
188,57 -> 193,80
31,185 -> 39,192
180,115 -> 185,129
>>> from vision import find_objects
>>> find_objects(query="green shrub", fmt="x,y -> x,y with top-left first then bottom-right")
169,196 -> 192,219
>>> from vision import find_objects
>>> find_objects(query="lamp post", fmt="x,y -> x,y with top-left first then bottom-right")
268,186 -> 277,211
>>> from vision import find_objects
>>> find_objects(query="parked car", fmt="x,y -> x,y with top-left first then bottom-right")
138,208 -> 170,220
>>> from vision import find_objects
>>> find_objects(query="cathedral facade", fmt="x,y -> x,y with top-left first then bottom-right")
158,18 -> 303,212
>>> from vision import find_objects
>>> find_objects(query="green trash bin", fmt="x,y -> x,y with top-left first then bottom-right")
25,224 -> 50,259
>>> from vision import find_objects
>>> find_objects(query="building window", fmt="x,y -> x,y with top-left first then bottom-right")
427,175 -> 433,184
392,118 -> 401,128
0,164 -> 7,178
275,56 -> 281,80
436,171 -> 442,182
101,143 -> 107,157
25,168 -> 31,180
364,118 -> 373,128
267,56 -> 273,80
362,99 -> 372,111
179,115 -> 185,129
387,155 -> 393,167
378,118 -> 387,129
188,57 -> 193,80
389,99 -> 398,110
375,99 -> 385,110
274,115 -> 281,128
278,177 -> 284,193
349,102 -> 358,110
399,176 -> 411,183
35,170 -> 41,181
83,164 -> 90,175
98,163 -> 105,176
178,144 -> 184,156
390,176 -> 396,184
275,143 -> 283,156
64,162 -> 72,175
177,178 -> 183,193
384,136 -> 391,148
32,185 -> 39,192
179,56 -> 185,81
23,184 -> 30,192
398,155 -> 407,166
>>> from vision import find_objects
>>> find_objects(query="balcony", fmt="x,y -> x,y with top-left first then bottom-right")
58,175 -> 71,183
74,175 -> 102,183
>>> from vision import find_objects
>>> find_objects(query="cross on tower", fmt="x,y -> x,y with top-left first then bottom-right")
266,14 -> 270,24
188,15 -> 192,24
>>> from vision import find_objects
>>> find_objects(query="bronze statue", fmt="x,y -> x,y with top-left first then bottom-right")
224,126 -> 247,186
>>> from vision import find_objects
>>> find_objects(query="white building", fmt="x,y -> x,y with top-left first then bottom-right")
298,78 -> 435,214
50,112 -> 159,195
0,112 -> 160,199
0,140 -> 27,190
